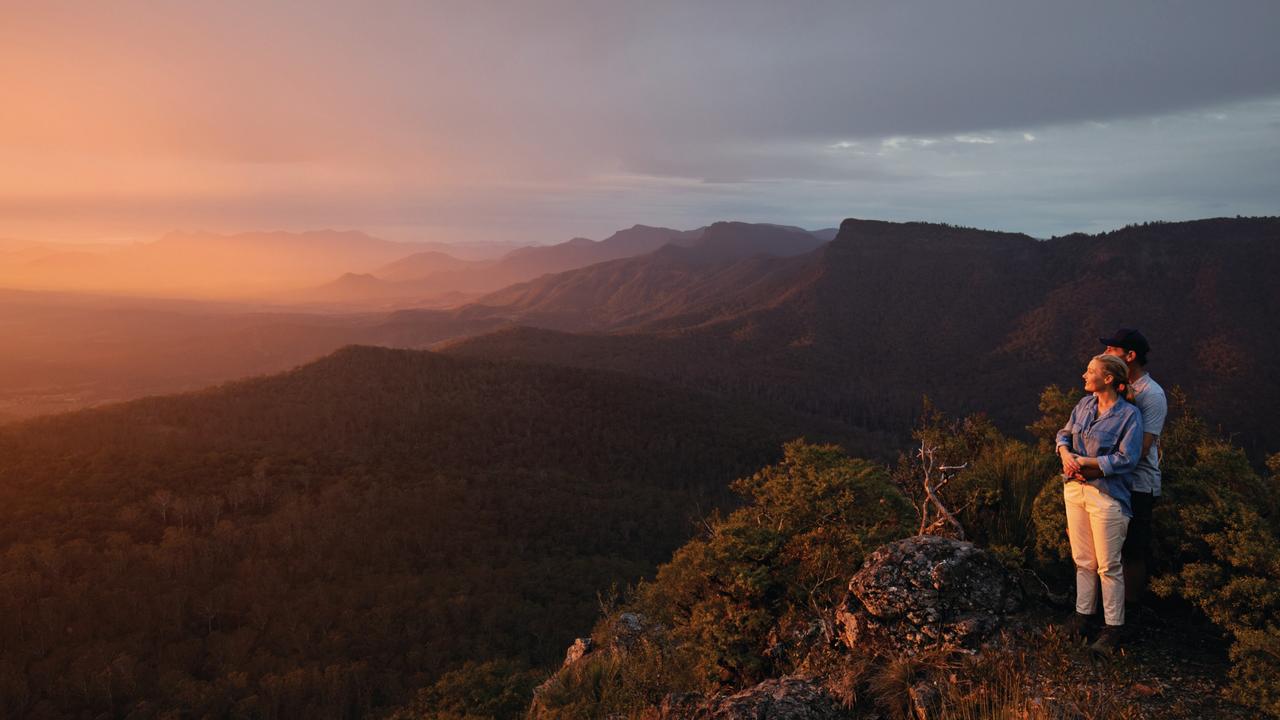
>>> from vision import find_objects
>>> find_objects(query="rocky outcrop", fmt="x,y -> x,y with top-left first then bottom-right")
835,535 -> 1022,655
610,611 -> 648,651
532,537 -> 1025,718
653,677 -> 846,719
562,637 -> 593,666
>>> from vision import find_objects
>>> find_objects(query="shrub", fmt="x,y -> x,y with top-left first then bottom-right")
901,401 -> 1057,551
528,440 -> 914,717
638,441 -> 914,689
1151,438 -> 1280,716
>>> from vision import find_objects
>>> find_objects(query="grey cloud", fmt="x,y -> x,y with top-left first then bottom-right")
4,0 -> 1279,243
494,1 -> 1280,143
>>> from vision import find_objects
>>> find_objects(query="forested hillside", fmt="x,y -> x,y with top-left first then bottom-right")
0,346 -> 878,719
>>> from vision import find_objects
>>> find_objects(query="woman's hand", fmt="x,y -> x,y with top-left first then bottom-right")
1058,447 -> 1082,477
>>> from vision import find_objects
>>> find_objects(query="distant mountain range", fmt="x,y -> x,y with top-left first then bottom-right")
2,217 -> 1277,455
0,222 -> 831,419
442,217 -> 1280,456
469,222 -> 826,331
374,250 -> 479,282
0,222 -> 834,308
290,222 -> 824,308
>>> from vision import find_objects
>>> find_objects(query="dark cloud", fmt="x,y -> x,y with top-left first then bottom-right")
462,1 -> 1280,141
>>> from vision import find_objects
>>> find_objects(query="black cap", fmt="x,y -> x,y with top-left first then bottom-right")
1099,328 -> 1150,355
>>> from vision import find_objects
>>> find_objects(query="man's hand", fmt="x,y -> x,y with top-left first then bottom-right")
1076,465 -> 1104,480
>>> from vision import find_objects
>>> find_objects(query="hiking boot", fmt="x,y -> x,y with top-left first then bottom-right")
1090,625 -> 1123,656
1062,612 -> 1097,642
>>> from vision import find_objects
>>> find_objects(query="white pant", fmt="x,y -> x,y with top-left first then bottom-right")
1063,482 -> 1129,626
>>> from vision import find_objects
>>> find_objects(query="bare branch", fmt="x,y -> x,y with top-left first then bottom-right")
914,440 -> 967,540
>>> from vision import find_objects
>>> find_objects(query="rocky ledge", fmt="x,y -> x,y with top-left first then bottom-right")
835,535 -> 1023,655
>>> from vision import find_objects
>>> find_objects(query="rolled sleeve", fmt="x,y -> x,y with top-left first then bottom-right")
1055,405 -> 1080,450
1098,453 -> 1115,477
1055,429 -> 1072,450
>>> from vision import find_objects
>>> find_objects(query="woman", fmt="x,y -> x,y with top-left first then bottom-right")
1055,353 -> 1144,653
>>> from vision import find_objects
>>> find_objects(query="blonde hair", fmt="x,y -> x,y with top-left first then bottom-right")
1092,353 -> 1135,402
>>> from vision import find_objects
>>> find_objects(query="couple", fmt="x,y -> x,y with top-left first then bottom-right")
1054,328 -> 1167,654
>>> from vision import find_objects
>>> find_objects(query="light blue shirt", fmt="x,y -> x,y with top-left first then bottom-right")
1056,395 -> 1144,517
1130,373 -> 1167,496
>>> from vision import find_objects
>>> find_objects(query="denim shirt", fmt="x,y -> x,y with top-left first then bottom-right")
1055,394 -> 1144,517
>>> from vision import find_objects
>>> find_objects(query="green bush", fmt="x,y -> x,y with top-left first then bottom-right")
1030,478 -> 1071,567
1150,437 -> 1280,716
529,441 -> 914,717
901,401 -> 1057,551
1027,386 -> 1076,567
640,441 -> 914,688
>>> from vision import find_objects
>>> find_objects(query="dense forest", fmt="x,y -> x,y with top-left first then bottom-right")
0,346 -> 881,719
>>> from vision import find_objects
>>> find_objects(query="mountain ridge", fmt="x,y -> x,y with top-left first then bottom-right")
444,216 -> 1280,454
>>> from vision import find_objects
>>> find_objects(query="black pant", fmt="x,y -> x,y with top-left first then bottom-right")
1122,491 -> 1155,563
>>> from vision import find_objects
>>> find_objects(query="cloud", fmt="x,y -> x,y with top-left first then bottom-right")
2,0 -> 1278,242
880,137 -> 939,151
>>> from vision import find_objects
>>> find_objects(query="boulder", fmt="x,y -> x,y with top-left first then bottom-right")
835,535 -> 1022,655
611,611 -> 647,651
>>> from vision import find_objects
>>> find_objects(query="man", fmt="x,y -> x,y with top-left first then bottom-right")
1100,328 -> 1167,607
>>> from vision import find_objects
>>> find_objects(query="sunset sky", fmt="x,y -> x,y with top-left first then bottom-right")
3,0 -> 1279,245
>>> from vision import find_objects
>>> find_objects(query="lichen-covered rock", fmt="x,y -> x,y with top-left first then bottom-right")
611,611 -> 647,651
653,677 -> 845,719
835,535 -> 1022,655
